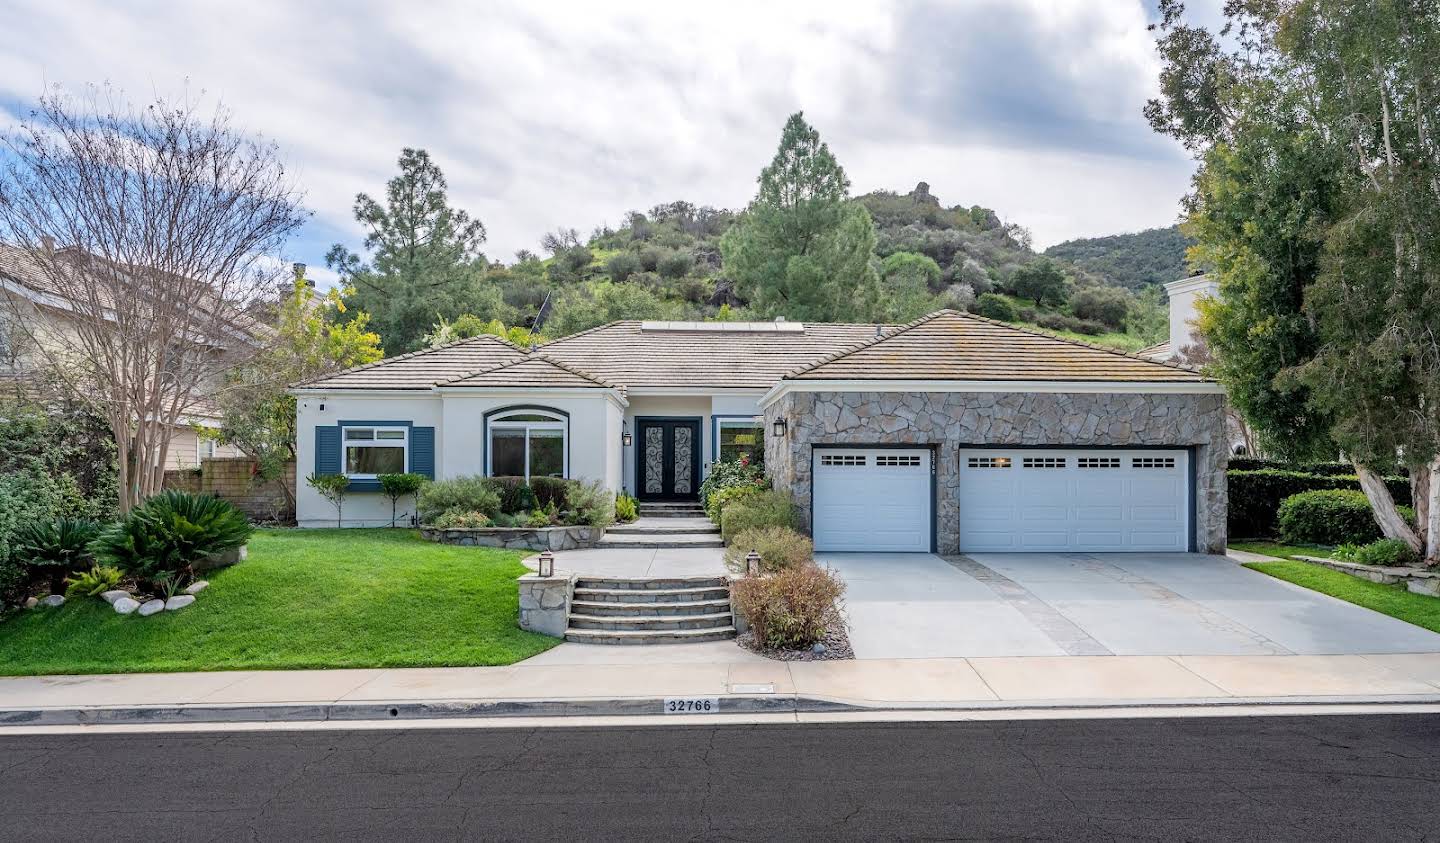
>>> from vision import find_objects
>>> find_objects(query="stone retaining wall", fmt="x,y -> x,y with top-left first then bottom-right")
420,525 -> 604,551
1296,554 -> 1440,596
765,390 -> 1229,554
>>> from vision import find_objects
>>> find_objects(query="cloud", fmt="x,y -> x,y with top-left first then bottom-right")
0,0 -> 1196,265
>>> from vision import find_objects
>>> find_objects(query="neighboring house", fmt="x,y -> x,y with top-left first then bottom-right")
0,243 -> 245,469
293,310 -> 1228,555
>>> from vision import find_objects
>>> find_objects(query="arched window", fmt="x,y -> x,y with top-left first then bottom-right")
486,408 -> 568,481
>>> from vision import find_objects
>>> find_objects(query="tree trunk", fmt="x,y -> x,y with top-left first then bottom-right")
1354,462 -> 1423,553
1423,458 -> 1440,566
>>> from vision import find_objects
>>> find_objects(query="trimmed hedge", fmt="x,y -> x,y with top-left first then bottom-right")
1226,458 -> 1362,476
1277,490 -> 1387,546
1228,469 -> 1410,538
720,490 -> 799,543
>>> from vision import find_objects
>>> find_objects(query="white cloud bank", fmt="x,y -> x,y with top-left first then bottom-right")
0,0 -> 1197,271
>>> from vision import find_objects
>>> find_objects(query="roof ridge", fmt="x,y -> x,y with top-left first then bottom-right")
526,350 -> 619,389
290,334 -> 521,389
783,310 -> 951,379
437,350 -> 619,390
534,319 -> 628,348
948,308 -> 1201,374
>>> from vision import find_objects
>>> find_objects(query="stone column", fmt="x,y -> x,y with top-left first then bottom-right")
518,573 -> 572,637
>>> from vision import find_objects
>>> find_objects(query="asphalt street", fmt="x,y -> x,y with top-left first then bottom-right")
4,714 -> 1440,840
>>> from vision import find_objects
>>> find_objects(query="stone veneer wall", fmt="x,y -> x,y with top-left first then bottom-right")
764,390 -> 1228,554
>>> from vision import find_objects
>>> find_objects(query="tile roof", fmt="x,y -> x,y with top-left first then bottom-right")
1137,340 -> 1173,361
441,354 -> 617,390
786,310 -> 1210,383
536,320 -> 883,389
299,335 -> 527,390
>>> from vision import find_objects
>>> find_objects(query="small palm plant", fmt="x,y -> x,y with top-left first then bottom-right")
92,491 -> 252,593
14,518 -> 102,594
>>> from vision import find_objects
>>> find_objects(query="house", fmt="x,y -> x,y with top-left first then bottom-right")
293,309 -> 1228,554
0,243 -> 247,469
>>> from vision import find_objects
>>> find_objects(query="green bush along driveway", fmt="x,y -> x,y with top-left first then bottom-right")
0,529 -> 558,676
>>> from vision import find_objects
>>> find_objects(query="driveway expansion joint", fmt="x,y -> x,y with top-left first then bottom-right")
943,554 -> 1114,656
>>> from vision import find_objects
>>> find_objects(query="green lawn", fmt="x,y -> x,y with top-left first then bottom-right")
1245,560 -> 1440,635
0,529 -> 560,676
1229,541 -> 1336,561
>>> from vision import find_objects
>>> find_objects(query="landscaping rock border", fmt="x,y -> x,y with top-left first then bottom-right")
421,525 -> 604,552
736,610 -> 854,661
1294,554 -> 1440,596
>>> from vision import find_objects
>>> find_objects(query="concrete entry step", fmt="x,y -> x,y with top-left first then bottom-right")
598,534 -> 724,549
563,626 -> 737,645
572,585 -> 731,603
608,518 -> 718,535
569,598 -> 732,617
573,576 -> 729,590
566,612 -> 734,631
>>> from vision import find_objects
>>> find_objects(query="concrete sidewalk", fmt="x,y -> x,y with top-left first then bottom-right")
7,651 -> 1440,727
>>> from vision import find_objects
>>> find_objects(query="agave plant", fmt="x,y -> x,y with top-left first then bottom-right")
92,491 -> 252,591
13,518 -> 102,593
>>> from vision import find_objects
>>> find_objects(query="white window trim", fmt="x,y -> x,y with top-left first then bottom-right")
486,410 -> 569,482
342,425 -> 409,479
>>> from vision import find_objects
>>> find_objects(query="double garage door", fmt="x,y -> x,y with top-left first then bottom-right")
812,447 -> 1190,553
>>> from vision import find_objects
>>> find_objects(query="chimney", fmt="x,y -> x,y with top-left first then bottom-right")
1162,273 -> 1220,357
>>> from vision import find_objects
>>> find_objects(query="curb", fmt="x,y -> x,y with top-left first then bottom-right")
6,693 -> 1440,728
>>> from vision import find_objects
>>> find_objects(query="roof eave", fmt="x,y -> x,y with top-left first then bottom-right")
760,378 -> 1225,409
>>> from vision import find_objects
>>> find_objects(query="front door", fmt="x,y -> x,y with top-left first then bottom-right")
636,419 -> 701,501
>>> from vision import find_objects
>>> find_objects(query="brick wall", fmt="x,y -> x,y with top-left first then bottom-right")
163,457 -> 296,522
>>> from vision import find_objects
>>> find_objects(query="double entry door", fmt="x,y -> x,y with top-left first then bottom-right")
636,419 -> 701,501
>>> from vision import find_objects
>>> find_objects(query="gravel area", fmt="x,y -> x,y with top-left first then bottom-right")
736,610 -> 854,661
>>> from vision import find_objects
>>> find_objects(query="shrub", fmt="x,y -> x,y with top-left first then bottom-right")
1069,286 -> 1130,329
429,510 -> 492,529
524,509 -> 552,528
1228,469 -> 1411,538
486,476 -> 567,512
605,251 -> 642,283
707,484 -> 763,523
1334,538 -> 1420,568
65,565 -> 123,599
731,564 -> 846,650
92,491 -> 252,592
699,458 -> 767,521
1277,490 -> 1387,546
723,526 -> 813,574
615,493 -> 638,523
0,469 -> 100,608
13,518 -> 102,593
1228,458 -> 1371,476
720,490 -> 799,543
417,476 -> 502,524
656,251 -> 693,280
1035,312 -> 1106,336
973,292 -> 1016,322
562,480 -> 615,529
305,473 -> 351,528
377,473 -> 429,527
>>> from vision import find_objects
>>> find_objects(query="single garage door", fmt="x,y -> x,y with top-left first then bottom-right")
812,448 -> 932,552
958,449 -> 1190,552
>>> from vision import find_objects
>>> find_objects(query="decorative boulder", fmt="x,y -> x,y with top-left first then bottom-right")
23,597 -> 38,609
137,599 -> 166,617
164,595 -> 196,611
184,580 -> 209,595
113,597 -> 141,615
101,590 -> 131,605
38,594 -> 65,608
195,545 -> 247,572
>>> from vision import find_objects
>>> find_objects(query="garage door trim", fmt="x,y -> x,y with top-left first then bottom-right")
811,443 -> 937,553
956,444 -> 1196,552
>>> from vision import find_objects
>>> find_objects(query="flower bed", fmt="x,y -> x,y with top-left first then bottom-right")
420,524 -> 604,551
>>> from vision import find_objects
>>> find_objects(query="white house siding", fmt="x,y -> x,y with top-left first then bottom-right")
296,391 -> 624,528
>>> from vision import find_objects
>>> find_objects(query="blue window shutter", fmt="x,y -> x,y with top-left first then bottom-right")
411,427 -> 436,479
315,426 -> 341,475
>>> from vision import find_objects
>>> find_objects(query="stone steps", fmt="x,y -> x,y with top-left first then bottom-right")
564,575 -> 736,644
597,533 -> 724,549
608,518 -> 718,535
638,503 -> 707,519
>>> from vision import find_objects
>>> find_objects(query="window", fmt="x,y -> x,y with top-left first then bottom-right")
344,426 -> 407,477
488,409 -> 567,481
820,453 -> 866,467
967,456 -> 1012,469
1078,457 -> 1121,469
1133,456 -> 1177,469
876,454 -> 921,467
718,418 -> 765,464
1022,457 -> 1066,469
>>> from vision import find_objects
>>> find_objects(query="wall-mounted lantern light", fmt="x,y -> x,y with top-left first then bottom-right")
771,418 -> 787,438
622,431 -> 632,447
537,551 -> 555,577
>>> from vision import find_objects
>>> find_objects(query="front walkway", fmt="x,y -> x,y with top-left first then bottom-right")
823,552 -> 1440,660
524,546 -> 727,579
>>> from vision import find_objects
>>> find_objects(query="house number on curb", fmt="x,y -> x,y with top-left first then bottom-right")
664,697 -> 719,713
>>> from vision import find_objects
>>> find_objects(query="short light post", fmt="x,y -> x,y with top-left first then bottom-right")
537,550 -> 555,578
745,550 -> 761,577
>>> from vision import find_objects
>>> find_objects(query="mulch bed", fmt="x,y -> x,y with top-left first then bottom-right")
736,610 -> 854,661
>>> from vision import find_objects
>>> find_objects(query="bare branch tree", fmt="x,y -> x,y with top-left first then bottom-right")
0,84 -> 306,511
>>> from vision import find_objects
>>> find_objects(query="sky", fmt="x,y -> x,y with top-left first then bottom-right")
0,0 -> 1221,288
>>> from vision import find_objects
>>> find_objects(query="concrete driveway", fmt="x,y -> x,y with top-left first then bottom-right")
820,551 -> 1440,660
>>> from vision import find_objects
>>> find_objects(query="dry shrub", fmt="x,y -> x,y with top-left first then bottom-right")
731,563 -> 845,650
723,526 -> 813,574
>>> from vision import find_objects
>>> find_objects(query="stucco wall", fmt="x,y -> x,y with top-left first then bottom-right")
764,390 -> 1229,554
